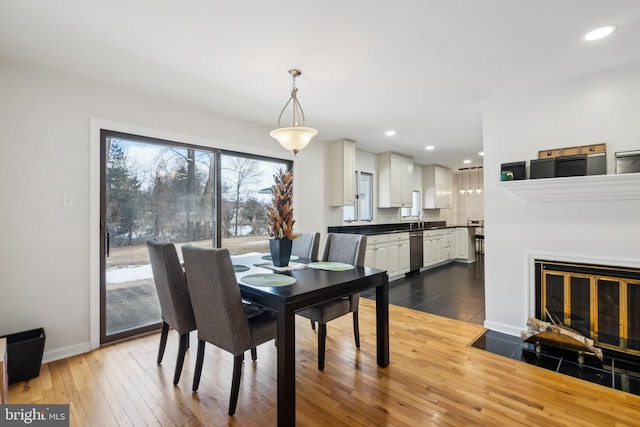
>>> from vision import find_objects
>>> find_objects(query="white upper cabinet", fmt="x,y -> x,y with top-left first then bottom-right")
377,152 -> 413,208
328,139 -> 356,206
423,165 -> 453,209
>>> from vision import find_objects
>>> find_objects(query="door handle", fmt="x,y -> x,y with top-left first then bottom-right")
105,232 -> 110,257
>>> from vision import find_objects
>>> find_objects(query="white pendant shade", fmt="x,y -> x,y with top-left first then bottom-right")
270,126 -> 318,155
270,69 -> 317,155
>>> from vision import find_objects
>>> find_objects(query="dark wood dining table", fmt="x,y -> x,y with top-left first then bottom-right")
233,254 -> 389,427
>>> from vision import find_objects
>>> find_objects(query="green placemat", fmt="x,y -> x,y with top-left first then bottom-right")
307,262 -> 355,271
233,264 -> 250,272
241,273 -> 296,287
261,254 -> 300,261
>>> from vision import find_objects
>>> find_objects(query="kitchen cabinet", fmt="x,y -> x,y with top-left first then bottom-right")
377,152 -> 414,208
423,236 -> 437,266
328,139 -> 356,206
423,228 -> 454,267
399,235 -> 411,274
388,232 -> 410,277
422,165 -> 453,209
364,233 -> 410,280
364,234 -> 389,272
454,227 -> 476,262
440,229 -> 454,262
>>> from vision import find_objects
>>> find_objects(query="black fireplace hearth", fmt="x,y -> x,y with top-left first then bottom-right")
472,330 -> 640,396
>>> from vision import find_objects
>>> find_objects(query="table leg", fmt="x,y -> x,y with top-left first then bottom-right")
375,276 -> 390,367
277,303 -> 296,426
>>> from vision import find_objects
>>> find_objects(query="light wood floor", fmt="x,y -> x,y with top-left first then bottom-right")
9,299 -> 640,426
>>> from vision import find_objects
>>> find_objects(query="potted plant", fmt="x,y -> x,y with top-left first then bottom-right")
267,168 -> 298,266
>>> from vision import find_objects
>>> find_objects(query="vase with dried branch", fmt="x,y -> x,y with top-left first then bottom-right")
267,168 -> 299,266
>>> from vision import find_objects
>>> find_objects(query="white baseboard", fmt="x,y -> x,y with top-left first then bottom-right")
42,342 -> 92,364
482,320 -> 523,337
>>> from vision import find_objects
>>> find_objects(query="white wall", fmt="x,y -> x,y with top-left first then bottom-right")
0,63 -> 327,361
483,62 -> 640,336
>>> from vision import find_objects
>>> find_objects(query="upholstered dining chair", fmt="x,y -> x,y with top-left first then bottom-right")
297,233 -> 367,370
291,231 -> 321,261
181,245 -> 277,416
146,240 -> 197,385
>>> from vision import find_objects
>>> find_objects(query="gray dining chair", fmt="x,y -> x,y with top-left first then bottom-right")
181,245 -> 276,416
146,240 -> 197,385
297,233 -> 367,370
291,232 -> 320,261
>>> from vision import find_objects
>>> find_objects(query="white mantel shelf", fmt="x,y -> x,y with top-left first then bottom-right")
497,173 -> 640,202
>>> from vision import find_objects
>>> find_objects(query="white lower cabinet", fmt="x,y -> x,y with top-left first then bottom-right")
423,236 -> 436,266
388,232 -> 410,277
365,234 -> 389,272
365,233 -> 409,280
454,227 -> 476,262
423,228 -> 454,267
364,227 -> 475,276
399,236 -> 410,274
441,229 -> 454,261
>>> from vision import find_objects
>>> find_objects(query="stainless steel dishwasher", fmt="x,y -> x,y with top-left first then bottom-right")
409,230 -> 423,273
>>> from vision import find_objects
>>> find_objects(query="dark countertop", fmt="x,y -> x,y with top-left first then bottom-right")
327,222 -> 477,236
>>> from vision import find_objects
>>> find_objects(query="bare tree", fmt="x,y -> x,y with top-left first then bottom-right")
222,157 -> 263,236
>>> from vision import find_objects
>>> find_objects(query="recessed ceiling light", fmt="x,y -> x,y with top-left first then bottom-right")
425,145 -> 435,150
463,159 -> 471,164
583,25 -> 617,41
478,151 -> 484,156
385,130 -> 396,136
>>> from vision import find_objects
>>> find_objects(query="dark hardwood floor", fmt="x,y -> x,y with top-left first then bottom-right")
361,255 -> 485,325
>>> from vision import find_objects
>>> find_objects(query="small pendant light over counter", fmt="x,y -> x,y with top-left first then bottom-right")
269,69 -> 318,155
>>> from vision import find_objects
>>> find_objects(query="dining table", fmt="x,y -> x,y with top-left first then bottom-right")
232,253 -> 389,427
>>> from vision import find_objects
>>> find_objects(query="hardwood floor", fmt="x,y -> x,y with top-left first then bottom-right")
9,299 -> 640,426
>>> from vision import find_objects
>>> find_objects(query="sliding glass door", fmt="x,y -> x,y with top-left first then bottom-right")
100,130 -> 217,344
100,131 -> 292,344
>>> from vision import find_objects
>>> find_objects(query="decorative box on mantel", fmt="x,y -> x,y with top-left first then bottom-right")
497,173 -> 640,203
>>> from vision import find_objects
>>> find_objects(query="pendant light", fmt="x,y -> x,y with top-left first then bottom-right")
459,169 -> 467,194
269,69 -> 318,155
475,167 -> 483,193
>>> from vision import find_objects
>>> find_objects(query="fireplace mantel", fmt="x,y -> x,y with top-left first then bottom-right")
497,173 -> 640,202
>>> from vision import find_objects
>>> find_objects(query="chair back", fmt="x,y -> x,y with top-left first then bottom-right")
291,232 -> 320,261
467,219 -> 484,236
146,240 -> 196,334
181,245 -> 253,356
322,233 -> 367,267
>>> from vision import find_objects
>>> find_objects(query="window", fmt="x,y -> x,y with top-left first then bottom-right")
220,152 -> 290,255
343,171 -> 373,223
400,190 -> 421,219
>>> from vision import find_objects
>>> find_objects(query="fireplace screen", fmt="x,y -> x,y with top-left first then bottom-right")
535,260 -> 640,355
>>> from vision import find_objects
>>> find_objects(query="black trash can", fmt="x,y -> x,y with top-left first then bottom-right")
0,328 -> 46,384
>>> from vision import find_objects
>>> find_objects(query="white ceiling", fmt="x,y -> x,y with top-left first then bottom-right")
2,0 -> 640,169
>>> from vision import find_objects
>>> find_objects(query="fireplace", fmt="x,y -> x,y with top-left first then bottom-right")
534,259 -> 640,357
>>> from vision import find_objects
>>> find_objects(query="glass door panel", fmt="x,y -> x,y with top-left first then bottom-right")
597,278 -> 620,346
569,276 -> 591,337
101,131 -> 216,343
543,273 -> 565,323
627,282 -> 640,351
220,153 -> 289,255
